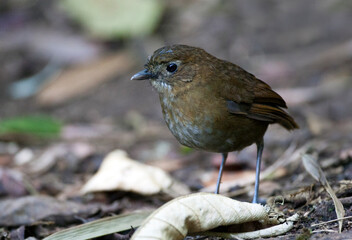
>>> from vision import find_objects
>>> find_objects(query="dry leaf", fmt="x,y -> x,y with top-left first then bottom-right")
0,195 -> 98,227
19,143 -> 94,175
80,150 -> 190,197
207,214 -> 299,239
36,52 -> 133,106
132,193 -> 297,239
44,211 -> 152,240
302,153 -> 345,233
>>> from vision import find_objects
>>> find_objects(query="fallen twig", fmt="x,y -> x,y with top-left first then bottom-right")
311,216 -> 352,228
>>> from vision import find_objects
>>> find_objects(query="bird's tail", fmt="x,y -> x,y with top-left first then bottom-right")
248,103 -> 299,130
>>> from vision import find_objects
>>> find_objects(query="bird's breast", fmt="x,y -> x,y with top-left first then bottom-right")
159,92 -> 239,152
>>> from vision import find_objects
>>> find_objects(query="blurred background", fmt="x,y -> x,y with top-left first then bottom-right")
0,0 -> 352,238
1,0 -> 351,150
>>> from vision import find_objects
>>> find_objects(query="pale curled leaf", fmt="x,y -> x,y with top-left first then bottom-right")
132,193 -> 296,240
81,150 -> 190,197
302,153 -> 345,233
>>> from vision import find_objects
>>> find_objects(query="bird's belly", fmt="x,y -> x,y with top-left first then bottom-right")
163,105 -> 243,152
166,115 -> 218,150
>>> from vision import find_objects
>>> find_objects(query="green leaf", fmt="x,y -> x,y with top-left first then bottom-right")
0,115 -> 62,138
44,211 -> 151,240
180,146 -> 194,155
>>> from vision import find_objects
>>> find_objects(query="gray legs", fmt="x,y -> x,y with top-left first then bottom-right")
252,139 -> 264,203
215,153 -> 228,194
214,141 -> 264,204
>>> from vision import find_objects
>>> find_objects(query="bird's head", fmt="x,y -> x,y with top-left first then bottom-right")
131,45 -> 213,95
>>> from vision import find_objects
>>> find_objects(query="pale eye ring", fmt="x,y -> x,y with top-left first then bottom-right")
166,63 -> 178,73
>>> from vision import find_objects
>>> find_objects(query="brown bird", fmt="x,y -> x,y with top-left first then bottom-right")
131,45 -> 298,203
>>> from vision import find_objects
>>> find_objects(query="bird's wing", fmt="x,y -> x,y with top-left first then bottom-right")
221,64 -> 298,130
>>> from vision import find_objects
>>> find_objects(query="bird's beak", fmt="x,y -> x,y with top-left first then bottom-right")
130,69 -> 154,80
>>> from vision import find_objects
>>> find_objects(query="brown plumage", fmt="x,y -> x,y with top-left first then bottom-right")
131,44 -> 298,202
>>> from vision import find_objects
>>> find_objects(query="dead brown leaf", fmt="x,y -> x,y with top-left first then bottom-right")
0,195 -> 99,227
302,153 -> 346,233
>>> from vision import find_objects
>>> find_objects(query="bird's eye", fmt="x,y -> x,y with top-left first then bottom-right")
166,63 -> 178,73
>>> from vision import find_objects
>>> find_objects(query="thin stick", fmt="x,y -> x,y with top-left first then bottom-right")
312,229 -> 337,233
311,216 -> 352,227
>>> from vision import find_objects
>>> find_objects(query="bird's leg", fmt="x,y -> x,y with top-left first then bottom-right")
252,139 -> 264,203
215,152 -> 228,194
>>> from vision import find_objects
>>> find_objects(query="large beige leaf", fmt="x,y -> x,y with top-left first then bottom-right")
81,150 -> 190,197
132,193 -> 298,239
